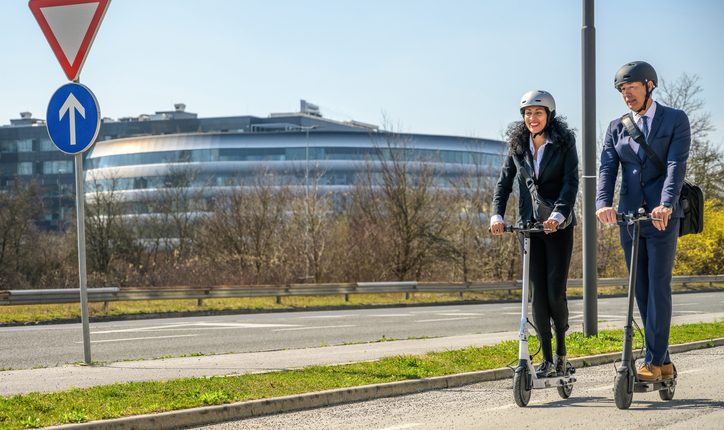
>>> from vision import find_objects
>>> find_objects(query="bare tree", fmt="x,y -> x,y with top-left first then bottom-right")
445,149 -> 516,282
658,73 -> 723,199
354,132 -> 454,281
147,166 -> 207,258
197,169 -> 291,284
85,173 -> 141,282
287,167 -> 334,283
0,180 -> 44,288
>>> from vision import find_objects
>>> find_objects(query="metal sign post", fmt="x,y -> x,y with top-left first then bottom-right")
31,0 -> 111,365
74,153 -> 91,363
46,82 -> 101,364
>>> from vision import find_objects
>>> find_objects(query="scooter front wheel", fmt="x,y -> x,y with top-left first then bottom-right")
513,369 -> 531,407
614,372 -> 633,409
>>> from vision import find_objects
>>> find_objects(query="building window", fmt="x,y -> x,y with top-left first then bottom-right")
39,139 -> 56,152
16,139 -> 33,152
43,160 -> 73,174
17,162 -> 33,175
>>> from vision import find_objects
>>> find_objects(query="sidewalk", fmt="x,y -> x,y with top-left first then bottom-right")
2,311 -> 722,397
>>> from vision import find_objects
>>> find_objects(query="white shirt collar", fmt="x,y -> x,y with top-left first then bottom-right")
528,134 -> 552,153
632,100 -> 657,123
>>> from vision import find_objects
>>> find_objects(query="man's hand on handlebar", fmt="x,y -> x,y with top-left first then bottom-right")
596,207 -> 617,224
651,204 -> 673,231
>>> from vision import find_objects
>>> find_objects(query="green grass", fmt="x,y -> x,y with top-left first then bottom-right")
2,282 -> 722,325
0,321 -> 721,430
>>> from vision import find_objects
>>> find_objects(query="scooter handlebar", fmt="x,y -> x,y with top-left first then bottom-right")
615,208 -> 661,224
489,222 -> 546,234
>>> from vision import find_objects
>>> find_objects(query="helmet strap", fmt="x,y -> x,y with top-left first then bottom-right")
636,80 -> 652,114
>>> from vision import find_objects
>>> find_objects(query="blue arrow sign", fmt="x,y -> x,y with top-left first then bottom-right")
46,82 -> 100,154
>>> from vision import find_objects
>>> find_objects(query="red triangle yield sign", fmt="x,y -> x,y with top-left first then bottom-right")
29,0 -> 111,81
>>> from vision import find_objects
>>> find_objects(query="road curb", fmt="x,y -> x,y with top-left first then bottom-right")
43,337 -> 724,430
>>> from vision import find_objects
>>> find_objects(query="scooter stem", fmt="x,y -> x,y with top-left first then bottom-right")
621,221 -> 641,370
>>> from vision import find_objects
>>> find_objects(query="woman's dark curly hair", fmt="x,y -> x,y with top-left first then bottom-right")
505,115 -> 576,156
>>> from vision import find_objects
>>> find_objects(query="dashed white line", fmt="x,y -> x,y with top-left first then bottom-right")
272,324 -> 357,332
434,313 -> 482,316
367,314 -> 413,317
415,317 -> 478,323
78,334 -> 198,344
298,315 -> 348,319
91,322 -> 296,334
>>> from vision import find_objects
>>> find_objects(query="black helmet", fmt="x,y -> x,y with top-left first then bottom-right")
614,61 -> 658,91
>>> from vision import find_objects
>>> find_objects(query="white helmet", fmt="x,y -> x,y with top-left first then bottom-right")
519,90 -> 556,119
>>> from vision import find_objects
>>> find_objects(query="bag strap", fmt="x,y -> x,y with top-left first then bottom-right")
620,113 -> 666,175
512,154 -> 543,203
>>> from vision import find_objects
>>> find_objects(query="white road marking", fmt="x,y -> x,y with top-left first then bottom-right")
91,323 -> 196,334
672,303 -> 697,306
434,313 -> 482,316
91,322 -> 296,334
77,334 -> 198,344
376,424 -> 422,430
415,317 -> 478,323
367,314 -> 413,317
674,310 -> 703,314
298,315 -> 348,319
272,324 -> 357,332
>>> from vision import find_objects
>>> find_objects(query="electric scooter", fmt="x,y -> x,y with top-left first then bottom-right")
613,209 -> 677,409
501,222 -> 576,407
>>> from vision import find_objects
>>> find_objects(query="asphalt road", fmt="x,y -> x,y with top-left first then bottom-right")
1,291 -> 723,369
195,346 -> 724,430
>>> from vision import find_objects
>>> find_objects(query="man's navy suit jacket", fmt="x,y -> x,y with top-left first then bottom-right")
596,102 -> 691,218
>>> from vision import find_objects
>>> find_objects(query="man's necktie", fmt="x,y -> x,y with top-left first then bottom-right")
641,116 -> 649,139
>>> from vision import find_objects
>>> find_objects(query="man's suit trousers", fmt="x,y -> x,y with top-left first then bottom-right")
620,217 -> 679,365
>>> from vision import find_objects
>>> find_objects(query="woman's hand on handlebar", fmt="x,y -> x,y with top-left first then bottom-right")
543,218 -> 559,234
490,221 -> 505,236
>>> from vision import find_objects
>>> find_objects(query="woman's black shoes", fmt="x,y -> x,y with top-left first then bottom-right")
536,361 -> 556,378
554,355 -> 567,376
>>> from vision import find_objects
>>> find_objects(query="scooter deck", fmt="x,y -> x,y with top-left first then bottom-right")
532,375 -> 576,389
633,377 -> 676,393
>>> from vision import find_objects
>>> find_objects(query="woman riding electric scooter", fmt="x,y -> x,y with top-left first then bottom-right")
491,90 -> 579,379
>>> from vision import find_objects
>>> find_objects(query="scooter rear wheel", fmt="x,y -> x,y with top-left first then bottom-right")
513,369 -> 531,407
557,383 -> 573,399
614,372 -> 633,409
659,384 -> 675,400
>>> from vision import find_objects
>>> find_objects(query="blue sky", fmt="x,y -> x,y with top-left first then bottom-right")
3,0 -> 723,146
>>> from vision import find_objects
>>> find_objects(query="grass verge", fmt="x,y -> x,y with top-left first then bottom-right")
0,321 -> 722,429
2,282 -> 722,325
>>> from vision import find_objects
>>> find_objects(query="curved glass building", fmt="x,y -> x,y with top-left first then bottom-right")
84,103 -> 506,215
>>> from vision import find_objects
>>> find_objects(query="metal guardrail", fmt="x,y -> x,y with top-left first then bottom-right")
1,275 -> 722,306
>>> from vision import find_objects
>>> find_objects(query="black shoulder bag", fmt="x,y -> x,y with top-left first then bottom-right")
513,155 -> 573,230
620,113 -> 704,236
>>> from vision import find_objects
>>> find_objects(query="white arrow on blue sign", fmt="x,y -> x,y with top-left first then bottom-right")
46,82 -> 100,154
